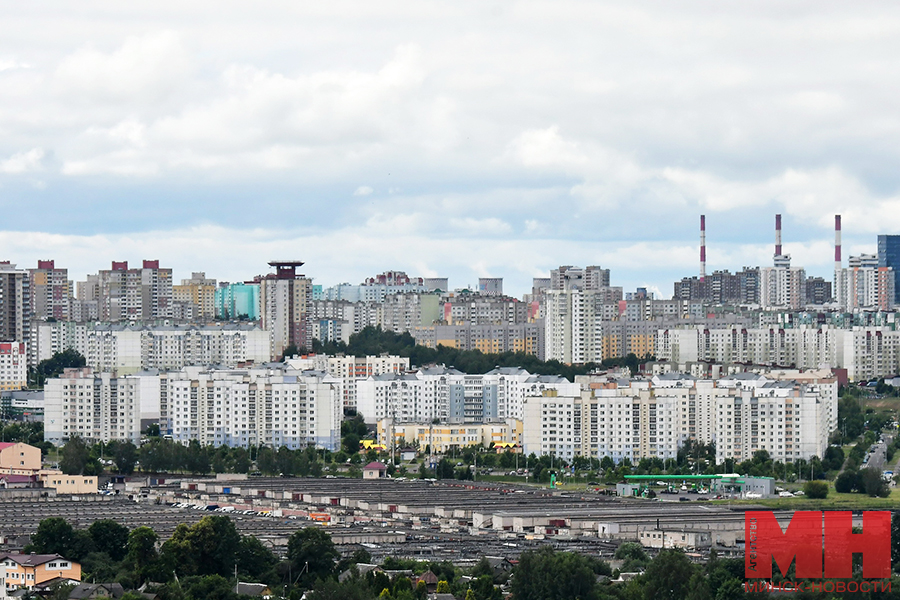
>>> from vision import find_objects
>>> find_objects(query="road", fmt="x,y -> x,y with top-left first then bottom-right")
864,435 -> 890,473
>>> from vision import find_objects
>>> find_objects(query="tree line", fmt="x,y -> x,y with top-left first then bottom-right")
311,325 -> 651,378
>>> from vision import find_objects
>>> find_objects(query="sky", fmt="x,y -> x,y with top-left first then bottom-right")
2,2 -> 900,298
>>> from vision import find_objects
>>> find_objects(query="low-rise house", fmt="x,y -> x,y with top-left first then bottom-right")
0,553 -> 81,590
363,462 -> 387,479
67,582 -> 125,599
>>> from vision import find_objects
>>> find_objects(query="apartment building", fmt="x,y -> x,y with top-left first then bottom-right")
164,366 -> 342,450
44,368 -> 161,445
521,372 -> 836,465
259,261 -> 312,358
0,553 -> 80,591
214,282 -> 260,320
440,295 -> 528,325
0,343 -> 26,391
285,353 -> 408,409
356,366 -> 579,424
759,258 -> 806,310
0,263 -> 30,346
834,254 -> 895,311
378,418 -> 522,452
31,321 -> 270,374
414,323 -> 542,357
96,260 -> 173,321
28,260 -> 71,321
173,272 -> 217,320
656,323 -> 900,381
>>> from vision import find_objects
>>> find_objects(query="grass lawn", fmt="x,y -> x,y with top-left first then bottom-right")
861,396 -> 900,413
711,484 -> 900,510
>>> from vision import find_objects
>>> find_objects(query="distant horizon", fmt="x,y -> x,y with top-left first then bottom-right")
5,216 -> 891,301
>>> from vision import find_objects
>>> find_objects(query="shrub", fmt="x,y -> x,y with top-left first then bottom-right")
802,480 -> 828,499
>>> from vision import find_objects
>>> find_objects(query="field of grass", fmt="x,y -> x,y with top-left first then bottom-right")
711,484 -> 900,510
860,394 -> 900,413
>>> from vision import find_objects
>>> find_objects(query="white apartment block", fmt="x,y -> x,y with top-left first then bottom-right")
522,372 -> 837,465
285,354 -> 409,409
835,254 -> 895,311
544,289 -> 604,364
44,368 -> 161,445
760,259 -> 805,310
356,366 -> 579,425
656,324 -> 900,381
164,366 -> 342,450
0,343 -> 26,392
31,321 -> 271,373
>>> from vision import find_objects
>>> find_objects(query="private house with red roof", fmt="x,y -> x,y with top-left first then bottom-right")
363,461 -> 387,479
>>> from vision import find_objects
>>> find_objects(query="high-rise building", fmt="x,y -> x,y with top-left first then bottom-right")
0,263 -> 30,344
673,268 -> 759,304
877,235 -> 900,304
477,277 -> 503,296
214,282 -> 260,320
835,254 -> 894,311
550,266 -> 610,290
173,272 -> 216,320
28,260 -> 71,321
95,260 -> 173,321
804,277 -> 832,305
259,261 -> 312,358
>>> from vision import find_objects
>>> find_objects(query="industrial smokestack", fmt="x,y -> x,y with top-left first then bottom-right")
834,214 -> 842,266
775,214 -> 782,256
700,215 -> 706,281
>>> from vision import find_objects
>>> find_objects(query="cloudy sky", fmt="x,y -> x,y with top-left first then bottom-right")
2,2 -> 899,297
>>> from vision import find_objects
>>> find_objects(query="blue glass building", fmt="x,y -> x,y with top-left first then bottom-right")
877,235 -> 900,303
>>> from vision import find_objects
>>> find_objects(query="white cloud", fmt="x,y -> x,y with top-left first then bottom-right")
353,185 -> 373,196
0,58 -> 30,72
0,148 -> 45,173
54,31 -> 190,103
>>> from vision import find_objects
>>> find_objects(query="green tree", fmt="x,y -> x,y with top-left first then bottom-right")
835,469 -> 859,493
162,515 -> 241,577
860,468 -> 890,497
60,436 -> 100,475
511,547 -> 599,600
343,433 -> 361,455
642,549 -> 696,600
126,526 -> 159,584
237,535 -> 277,579
107,440 -> 139,475
257,446 -> 276,475
27,517 -> 75,557
29,349 -> 86,388
436,581 -> 451,594
287,527 -> 340,587
88,519 -> 129,562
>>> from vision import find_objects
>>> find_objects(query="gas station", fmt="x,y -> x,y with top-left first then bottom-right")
618,474 -> 774,499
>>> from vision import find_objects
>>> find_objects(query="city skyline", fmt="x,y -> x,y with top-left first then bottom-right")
3,2 -> 900,296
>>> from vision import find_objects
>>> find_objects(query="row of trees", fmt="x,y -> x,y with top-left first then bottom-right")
312,326 -> 651,379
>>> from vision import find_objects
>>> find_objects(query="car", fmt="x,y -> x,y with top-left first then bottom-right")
778,491 -> 794,498
794,490 -> 804,496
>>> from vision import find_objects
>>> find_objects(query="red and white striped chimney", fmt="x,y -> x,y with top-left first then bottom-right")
775,213 -> 782,256
700,214 -> 706,281
834,214 -> 842,267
